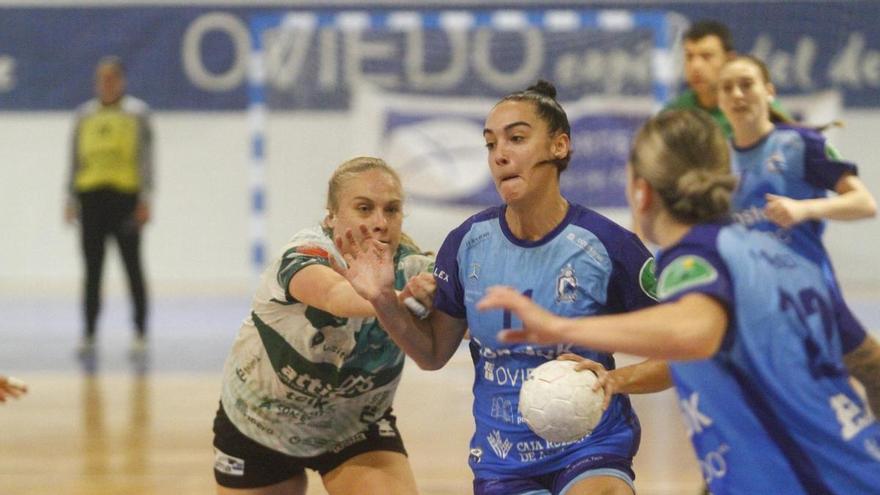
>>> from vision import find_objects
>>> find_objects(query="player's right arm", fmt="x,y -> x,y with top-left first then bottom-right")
65,111 -> 83,224
368,293 -> 468,370
291,263 -> 379,318
843,334 -> 880,416
335,226 -> 468,369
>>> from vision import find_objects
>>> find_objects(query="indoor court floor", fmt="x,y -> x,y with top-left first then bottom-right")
2,293 -> 878,495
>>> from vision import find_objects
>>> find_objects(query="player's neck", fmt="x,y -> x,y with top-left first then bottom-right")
732,119 -> 775,148
505,194 -> 569,241
651,213 -> 693,250
695,89 -> 718,110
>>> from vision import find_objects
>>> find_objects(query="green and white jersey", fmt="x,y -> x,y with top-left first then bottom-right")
220,225 -> 433,457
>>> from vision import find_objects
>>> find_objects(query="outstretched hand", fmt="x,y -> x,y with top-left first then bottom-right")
764,193 -> 808,228
476,286 -> 566,345
0,375 -> 28,404
332,225 -> 396,303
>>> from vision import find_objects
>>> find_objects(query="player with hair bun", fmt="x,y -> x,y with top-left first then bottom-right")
338,80 -> 666,495
479,109 -> 880,494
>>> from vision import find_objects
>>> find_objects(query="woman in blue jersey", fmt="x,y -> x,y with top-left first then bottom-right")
718,55 -> 879,414
479,109 -> 880,494
337,81 -> 665,495
212,157 -> 435,495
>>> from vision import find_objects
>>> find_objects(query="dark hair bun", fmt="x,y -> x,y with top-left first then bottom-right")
527,79 -> 557,99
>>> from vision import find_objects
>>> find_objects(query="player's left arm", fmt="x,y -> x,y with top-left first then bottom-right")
765,135 -> 877,228
766,174 -> 877,228
843,334 -> 880,416
135,107 -> 154,226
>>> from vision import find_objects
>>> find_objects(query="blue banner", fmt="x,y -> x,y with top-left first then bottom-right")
379,98 -> 645,208
0,3 -> 879,111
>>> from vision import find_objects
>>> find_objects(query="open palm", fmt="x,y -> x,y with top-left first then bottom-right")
334,226 -> 396,302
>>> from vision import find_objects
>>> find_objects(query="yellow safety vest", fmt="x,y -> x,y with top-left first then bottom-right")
74,108 -> 141,193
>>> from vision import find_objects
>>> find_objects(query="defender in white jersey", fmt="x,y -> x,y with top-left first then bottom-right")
338,81 -> 671,495
213,157 -> 434,495
482,110 -> 880,494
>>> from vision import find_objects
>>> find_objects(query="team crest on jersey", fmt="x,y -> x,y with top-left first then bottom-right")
657,255 -> 718,300
640,258 -> 659,301
765,152 -> 785,173
556,264 -> 578,302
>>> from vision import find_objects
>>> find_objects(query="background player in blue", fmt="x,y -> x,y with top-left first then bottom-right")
336,81 -> 665,495
718,55 -> 880,414
480,109 -> 880,495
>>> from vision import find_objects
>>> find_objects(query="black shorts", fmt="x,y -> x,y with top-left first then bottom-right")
212,403 -> 408,489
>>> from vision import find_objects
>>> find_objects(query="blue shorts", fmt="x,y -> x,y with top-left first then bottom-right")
473,454 -> 635,495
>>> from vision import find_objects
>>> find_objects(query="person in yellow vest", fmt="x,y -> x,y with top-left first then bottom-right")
65,56 -> 153,355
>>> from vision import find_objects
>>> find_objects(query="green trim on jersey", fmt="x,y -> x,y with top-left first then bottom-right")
252,311 -> 404,399
304,306 -> 347,329
639,258 -> 659,301
657,255 -> 718,300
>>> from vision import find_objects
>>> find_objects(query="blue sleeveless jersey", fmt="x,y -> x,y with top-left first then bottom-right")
656,223 -> 880,495
434,203 -> 657,479
730,124 -> 865,352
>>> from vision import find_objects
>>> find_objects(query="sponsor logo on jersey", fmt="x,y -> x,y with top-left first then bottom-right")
279,364 -> 376,400
556,264 -> 578,302
213,448 -> 245,476
433,267 -> 450,282
639,258 -> 659,301
483,361 -> 494,381
830,392 -> 874,440
679,392 -> 713,438
487,430 -> 513,459
490,395 -> 517,424
765,152 -> 785,173
331,432 -> 367,453
377,418 -> 396,437
487,365 -> 532,387
565,232 -> 606,264
699,443 -> 730,484
466,231 -> 491,249
235,354 -> 262,383
748,248 -> 798,269
865,438 -> 880,462
731,205 -> 768,228
657,255 -> 718,300
469,262 -> 480,280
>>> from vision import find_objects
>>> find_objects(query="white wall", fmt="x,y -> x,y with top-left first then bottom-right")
3,108 -> 879,296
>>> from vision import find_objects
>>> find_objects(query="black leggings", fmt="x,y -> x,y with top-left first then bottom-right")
78,189 -> 147,337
